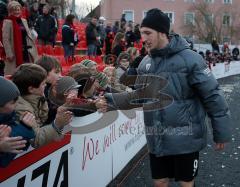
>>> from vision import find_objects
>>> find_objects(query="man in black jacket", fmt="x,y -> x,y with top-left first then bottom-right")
85,17 -> 98,56
35,4 -> 57,46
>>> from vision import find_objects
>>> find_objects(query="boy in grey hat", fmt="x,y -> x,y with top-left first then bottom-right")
49,76 -> 81,106
50,75 -> 98,117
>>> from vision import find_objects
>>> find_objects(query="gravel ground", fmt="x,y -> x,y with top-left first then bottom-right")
108,74 -> 240,187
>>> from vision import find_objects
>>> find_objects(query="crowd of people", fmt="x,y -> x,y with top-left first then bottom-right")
0,0 -> 147,168
0,1 -> 233,187
196,40 -> 238,71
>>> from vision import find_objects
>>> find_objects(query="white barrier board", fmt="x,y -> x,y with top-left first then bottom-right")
0,110 -> 146,187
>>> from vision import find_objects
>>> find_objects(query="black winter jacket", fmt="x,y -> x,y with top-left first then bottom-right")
105,34 -> 231,156
85,22 -> 98,45
35,14 -> 56,42
62,24 -> 75,45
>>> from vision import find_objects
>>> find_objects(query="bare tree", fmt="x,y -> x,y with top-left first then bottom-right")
26,0 -> 96,19
182,2 -> 240,44
75,2 -> 95,20
26,0 -> 71,18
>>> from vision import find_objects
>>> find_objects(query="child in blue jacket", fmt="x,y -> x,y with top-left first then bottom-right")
0,77 -> 35,167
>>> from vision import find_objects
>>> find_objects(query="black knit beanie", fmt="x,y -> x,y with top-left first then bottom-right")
0,77 -> 20,107
141,8 -> 170,34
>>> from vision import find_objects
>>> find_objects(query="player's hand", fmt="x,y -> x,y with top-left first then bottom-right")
215,143 -> 226,151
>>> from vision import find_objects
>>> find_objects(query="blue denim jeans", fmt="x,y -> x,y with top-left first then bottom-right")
87,44 -> 97,56
63,44 -> 74,58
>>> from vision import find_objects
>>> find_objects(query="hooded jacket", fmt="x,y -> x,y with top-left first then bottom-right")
105,34 -> 231,156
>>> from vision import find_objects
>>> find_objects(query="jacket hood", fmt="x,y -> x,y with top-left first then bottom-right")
150,34 -> 190,58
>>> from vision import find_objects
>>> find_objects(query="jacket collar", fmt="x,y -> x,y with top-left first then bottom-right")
149,34 -> 190,58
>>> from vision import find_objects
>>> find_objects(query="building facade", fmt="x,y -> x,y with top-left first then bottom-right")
100,0 -> 240,44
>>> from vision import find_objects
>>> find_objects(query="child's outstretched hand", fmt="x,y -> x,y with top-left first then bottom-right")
55,106 -> 73,129
0,125 -> 11,139
21,112 -> 36,128
0,136 -> 27,154
95,96 -> 108,113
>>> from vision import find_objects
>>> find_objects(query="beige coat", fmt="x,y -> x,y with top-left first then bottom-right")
2,18 -> 38,75
15,95 -> 62,148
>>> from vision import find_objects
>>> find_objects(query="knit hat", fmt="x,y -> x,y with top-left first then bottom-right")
56,76 -> 81,95
48,76 -> 81,106
0,77 -> 20,107
80,59 -> 97,68
68,63 -> 88,79
141,8 -> 170,34
95,72 -> 108,88
7,1 -> 22,11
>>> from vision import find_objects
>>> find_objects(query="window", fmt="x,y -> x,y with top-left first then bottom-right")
184,12 -> 195,25
222,13 -> 231,26
184,0 -> 195,2
123,10 -> 134,22
223,0 -> 232,4
143,11 -> 147,18
164,12 -> 174,24
204,14 -> 213,25
205,0 -> 214,3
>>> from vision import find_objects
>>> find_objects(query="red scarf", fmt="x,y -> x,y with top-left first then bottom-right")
6,15 -> 23,66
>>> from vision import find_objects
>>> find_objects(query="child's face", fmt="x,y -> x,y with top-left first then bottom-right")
47,68 -> 61,85
29,80 -> 46,96
0,100 -> 17,114
105,70 -> 115,83
88,65 -> 98,76
64,89 -> 78,100
82,79 -> 98,98
120,59 -> 130,68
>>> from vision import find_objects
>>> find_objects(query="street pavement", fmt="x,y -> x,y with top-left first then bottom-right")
108,74 -> 240,187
